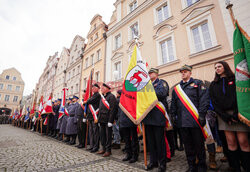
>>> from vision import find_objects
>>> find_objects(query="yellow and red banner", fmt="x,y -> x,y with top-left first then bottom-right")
174,84 -> 213,142
156,102 -> 172,129
119,45 -> 158,125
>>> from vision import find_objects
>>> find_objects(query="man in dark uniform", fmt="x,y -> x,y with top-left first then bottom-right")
118,89 -> 139,163
85,84 -> 101,152
52,99 -> 60,138
143,68 -> 169,172
170,65 -> 209,172
75,91 -> 87,148
61,98 -> 72,142
65,96 -> 79,145
48,101 -> 55,136
97,83 -> 117,157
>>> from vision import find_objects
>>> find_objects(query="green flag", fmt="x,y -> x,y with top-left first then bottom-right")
233,21 -> 250,127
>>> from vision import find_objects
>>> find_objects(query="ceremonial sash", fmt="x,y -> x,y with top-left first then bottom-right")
101,94 -> 110,110
155,101 -> 172,128
43,117 -> 48,125
80,102 -> 85,111
174,84 -> 212,140
89,104 -> 99,121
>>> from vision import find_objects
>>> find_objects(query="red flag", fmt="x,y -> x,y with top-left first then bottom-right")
43,117 -> 48,125
84,69 -> 94,101
42,95 -> 53,114
38,96 -> 44,118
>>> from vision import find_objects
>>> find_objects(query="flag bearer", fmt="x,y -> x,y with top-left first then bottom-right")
143,68 -> 169,172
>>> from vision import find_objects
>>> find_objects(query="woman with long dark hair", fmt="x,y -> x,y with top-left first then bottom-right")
209,61 -> 249,172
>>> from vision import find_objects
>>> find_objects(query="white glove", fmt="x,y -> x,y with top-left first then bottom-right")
82,118 -> 86,123
108,122 -> 113,127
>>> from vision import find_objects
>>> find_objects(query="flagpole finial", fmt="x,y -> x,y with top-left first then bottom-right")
134,36 -> 139,46
225,0 -> 236,27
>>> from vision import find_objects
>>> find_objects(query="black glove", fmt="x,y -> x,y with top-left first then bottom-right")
198,116 -> 206,127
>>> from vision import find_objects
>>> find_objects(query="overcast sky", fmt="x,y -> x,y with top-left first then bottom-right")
0,0 -> 115,96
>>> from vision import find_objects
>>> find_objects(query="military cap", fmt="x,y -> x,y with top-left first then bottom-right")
103,83 -> 111,89
180,64 -> 192,72
93,83 -> 100,89
69,97 -> 73,101
148,68 -> 159,74
73,96 -> 79,100
57,99 -> 62,102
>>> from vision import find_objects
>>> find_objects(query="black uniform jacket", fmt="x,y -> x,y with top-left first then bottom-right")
86,92 -> 101,121
170,78 -> 209,128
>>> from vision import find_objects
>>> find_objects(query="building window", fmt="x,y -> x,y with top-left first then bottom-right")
186,0 -> 199,7
91,54 -> 94,66
130,22 -> 139,40
5,75 -> 10,80
13,96 -> 18,102
75,84 -> 78,93
13,76 -> 16,81
85,58 -> 88,68
114,61 -> 122,80
70,86 -> 73,95
157,3 -> 170,24
96,49 -> 101,61
191,22 -> 212,52
77,65 -> 80,74
5,95 -> 10,102
16,86 -> 20,91
95,72 -> 100,82
0,83 -> 3,89
95,33 -> 98,40
160,37 -> 175,64
129,1 -> 137,12
84,78 -> 87,89
7,85 -> 12,91
115,34 -> 122,49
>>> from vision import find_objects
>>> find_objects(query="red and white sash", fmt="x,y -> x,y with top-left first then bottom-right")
155,101 -> 172,128
101,94 -> 110,110
89,104 -> 99,121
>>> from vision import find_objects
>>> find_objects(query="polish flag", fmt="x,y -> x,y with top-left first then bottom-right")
38,96 -> 44,118
42,96 -> 53,114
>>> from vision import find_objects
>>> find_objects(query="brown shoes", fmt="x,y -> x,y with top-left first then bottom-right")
97,150 -> 105,154
103,152 -> 111,157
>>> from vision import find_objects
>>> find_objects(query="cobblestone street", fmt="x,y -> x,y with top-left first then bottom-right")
0,125 -> 229,172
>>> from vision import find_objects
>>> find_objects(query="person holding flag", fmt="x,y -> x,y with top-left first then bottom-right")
75,90 -> 87,149
170,65 -> 209,172
97,83 -> 117,157
142,68 -> 169,172
61,98 -> 72,143
85,83 -> 101,152
51,99 -> 61,138
65,96 -> 79,145
209,61 -> 250,171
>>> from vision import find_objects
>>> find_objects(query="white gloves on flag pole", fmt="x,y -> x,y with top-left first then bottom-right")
82,118 -> 86,123
108,122 -> 112,127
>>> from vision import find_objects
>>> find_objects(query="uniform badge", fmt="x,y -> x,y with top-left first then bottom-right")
228,81 -> 233,85
201,86 -> 206,90
190,83 -> 195,86
194,85 -> 198,88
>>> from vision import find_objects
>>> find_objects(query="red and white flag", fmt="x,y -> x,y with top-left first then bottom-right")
38,96 -> 44,118
42,95 -> 53,114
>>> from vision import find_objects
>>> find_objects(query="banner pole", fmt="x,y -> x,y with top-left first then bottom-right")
142,123 -> 147,170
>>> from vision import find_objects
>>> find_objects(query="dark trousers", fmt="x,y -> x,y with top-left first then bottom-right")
166,130 -> 175,156
77,117 -> 86,146
100,123 -> 112,153
145,125 -> 166,167
89,120 -> 99,150
181,127 -> 206,171
121,127 -> 139,157
174,127 -> 183,149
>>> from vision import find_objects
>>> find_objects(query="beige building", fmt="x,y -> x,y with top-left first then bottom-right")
53,47 -> 70,100
105,0 -> 234,92
81,14 -> 108,92
36,52 -> 59,102
0,68 -> 24,114
65,35 -> 85,99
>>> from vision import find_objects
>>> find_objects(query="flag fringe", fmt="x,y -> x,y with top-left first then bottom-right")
238,113 -> 250,127
119,99 -> 158,125
236,20 -> 250,42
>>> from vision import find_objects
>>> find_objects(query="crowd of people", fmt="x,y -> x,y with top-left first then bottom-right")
9,61 -> 250,172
